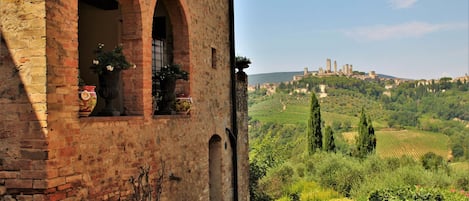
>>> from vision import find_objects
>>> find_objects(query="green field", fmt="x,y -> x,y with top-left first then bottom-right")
343,129 -> 450,159
250,92 -> 452,159
249,94 -> 361,125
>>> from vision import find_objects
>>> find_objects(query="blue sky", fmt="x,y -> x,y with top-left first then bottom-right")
234,0 -> 469,79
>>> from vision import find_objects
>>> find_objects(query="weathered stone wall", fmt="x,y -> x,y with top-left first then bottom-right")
0,0 -> 247,200
237,71 -> 250,201
0,0 -> 48,200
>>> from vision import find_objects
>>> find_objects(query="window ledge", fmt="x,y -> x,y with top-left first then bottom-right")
79,115 -> 144,123
153,114 -> 191,119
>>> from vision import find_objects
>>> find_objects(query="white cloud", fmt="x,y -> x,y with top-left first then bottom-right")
344,21 -> 467,41
389,0 -> 418,9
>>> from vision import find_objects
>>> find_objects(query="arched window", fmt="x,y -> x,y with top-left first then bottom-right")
209,135 -> 223,200
78,0 -> 123,116
152,0 -> 190,115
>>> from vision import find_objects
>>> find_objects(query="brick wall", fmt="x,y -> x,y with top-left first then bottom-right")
0,0 -> 248,200
0,0 -> 48,200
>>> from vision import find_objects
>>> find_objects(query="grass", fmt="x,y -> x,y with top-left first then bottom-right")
342,129 -> 450,160
250,92 -> 389,127
450,162 -> 469,171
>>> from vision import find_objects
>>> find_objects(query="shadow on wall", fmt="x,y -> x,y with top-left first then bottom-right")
0,32 -> 48,197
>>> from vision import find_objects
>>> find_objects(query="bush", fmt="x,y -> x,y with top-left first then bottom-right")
368,186 -> 468,201
315,153 -> 364,197
260,163 -> 295,199
421,152 -> 448,172
368,186 -> 441,201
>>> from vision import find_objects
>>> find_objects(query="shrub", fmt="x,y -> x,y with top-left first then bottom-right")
368,186 -> 468,201
421,152 -> 448,172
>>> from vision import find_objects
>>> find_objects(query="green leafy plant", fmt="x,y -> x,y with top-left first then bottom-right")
235,56 -> 251,69
90,43 -> 135,75
156,64 -> 189,81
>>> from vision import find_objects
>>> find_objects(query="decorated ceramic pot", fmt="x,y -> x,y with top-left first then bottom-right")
79,85 -> 97,117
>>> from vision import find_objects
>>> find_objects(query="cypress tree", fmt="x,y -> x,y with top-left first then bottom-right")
323,125 -> 336,152
367,115 -> 376,153
356,107 -> 376,158
307,92 -> 322,154
356,107 -> 368,158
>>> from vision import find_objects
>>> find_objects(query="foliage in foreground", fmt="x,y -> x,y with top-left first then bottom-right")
368,186 -> 469,201
250,152 -> 469,201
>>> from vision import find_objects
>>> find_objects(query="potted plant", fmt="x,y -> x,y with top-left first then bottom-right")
235,56 -> 251,82
90,43 -> 136,116
155,64 -> 189,115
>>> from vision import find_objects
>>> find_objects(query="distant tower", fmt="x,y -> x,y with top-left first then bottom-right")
326,58 -> 331,73
345,64 -> 350,75
342,65 -> 347,74
369,71 -> 376,79
334,60 -> 337,73
350,65 -> 353,74
304,67 -> 308,76
319,67 -> 324,74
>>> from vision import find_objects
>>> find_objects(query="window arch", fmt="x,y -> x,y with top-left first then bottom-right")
209,135 -> 223,201
78,0 -> 123,116
152,0 -> 190,115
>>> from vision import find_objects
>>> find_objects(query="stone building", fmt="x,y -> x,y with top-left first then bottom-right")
0,0 -> 249,200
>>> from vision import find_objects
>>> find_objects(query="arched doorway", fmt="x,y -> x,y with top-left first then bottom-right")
209,135 -> 222,200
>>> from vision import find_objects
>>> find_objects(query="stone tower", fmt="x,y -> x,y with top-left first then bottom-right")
334,60 -> 337,73
326,58 -> 331,72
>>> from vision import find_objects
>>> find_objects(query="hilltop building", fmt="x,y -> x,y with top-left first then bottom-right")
0,1 -> 249,200
294,58 -> 377,80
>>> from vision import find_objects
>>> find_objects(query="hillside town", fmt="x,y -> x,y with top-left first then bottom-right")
249,58 -> 469,97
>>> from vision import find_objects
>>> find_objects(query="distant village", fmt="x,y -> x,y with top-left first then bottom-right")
248,58 -> 469,97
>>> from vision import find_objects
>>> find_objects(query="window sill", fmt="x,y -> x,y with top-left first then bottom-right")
153,114 -> 191,119
79,115 -> 144,123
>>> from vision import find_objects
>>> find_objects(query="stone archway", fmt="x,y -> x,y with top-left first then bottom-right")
151,0 -> 190,114
209,135 -> 223,201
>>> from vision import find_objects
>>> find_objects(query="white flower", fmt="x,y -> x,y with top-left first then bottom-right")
106,65 -> 114,71
132,64 -> 137,69
92,60 -> 99,65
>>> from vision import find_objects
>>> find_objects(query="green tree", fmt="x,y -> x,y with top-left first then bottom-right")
307,92 -> 322,154
367,115 -> 376,154
323,126 -> 336,152
421,152 -> 447,172
356,108 -> 376,158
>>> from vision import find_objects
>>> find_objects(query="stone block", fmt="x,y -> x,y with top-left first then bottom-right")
65,174 -> 82,184
16,194 -> 33,201
0,186 -> 6,195
46,192 -> 66,201
5,179 -> 33,189
46,177 -> 65,188
21,149 -> 48,160
32,179 -> 47,189
32,194 -> 46,201
57,183 -> 72,191
0,171 -> 18,179
20,170 -> 46,179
